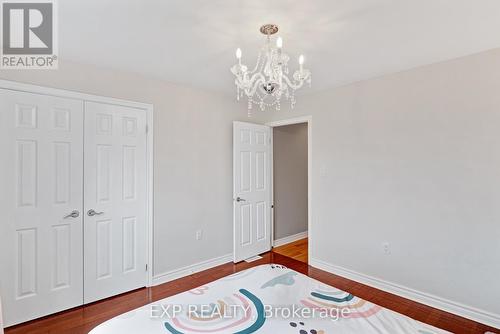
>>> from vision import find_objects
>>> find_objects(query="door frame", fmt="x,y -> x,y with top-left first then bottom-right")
0,79 -> 155,287
265,116 -> 312,264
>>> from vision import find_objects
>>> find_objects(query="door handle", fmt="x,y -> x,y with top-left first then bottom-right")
87,209 -> 104,217
236,197 -> 246,202
63,210 -> 80,219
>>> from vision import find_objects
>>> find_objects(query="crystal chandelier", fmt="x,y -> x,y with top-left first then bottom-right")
231,24 -> 311,117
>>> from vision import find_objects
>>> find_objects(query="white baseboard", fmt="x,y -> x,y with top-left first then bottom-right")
273,231 -> 308,247
152,253 -> 233,286
310,258 -> 500,329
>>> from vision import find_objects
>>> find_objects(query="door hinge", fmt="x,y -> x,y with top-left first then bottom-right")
145,264 -> 148,271
145,124 -> 149,134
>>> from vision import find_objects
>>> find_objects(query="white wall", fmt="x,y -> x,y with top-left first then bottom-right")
273,123 -> 308,240
261,48 -> 500,324
0,61 -> 258,277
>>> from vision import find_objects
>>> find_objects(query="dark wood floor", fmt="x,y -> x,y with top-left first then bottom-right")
5,251 -> 499,334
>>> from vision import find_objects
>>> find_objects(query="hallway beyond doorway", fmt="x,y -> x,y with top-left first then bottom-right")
273,238 -> 308,263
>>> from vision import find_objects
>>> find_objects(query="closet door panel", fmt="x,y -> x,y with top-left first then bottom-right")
83,102 -> 148,303
0,89 -> 84,326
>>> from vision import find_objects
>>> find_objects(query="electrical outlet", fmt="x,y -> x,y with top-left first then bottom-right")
195,229 -> 203,240
382,242 -> 391,255
320,164 -> 327,178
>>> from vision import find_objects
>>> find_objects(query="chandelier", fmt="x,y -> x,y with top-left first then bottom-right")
231,24 -> 311,116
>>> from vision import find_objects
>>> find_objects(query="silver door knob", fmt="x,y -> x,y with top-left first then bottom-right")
63,210 -> 79,219
236,197 -> 246,202
87,209 -> 104,216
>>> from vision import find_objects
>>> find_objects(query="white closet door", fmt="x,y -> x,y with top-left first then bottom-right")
0,89 -> 84,326
233,121 -> 272,262
83,101 -> 148,303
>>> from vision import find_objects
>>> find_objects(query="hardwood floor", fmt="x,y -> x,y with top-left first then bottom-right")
273,238 -> 308,263
4,251 -> 499,334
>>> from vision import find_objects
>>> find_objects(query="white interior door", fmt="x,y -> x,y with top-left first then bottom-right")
0,89 -> 84,326
84,101 -> 148,303
233,121 -> 272,262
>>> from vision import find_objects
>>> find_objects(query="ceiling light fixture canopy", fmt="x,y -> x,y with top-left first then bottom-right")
231,24 -> 311,117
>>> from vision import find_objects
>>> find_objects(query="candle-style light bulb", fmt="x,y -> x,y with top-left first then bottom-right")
276,37 -> 283,49
236,48 -> 242,66
299,54 -> 304,73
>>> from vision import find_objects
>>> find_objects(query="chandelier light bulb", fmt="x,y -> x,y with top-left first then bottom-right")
276,37 -> 283,49
299,54 -> 304,65
236,48 -> 242,59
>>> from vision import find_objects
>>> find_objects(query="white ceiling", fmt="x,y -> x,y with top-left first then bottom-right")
60,0 -> 500,95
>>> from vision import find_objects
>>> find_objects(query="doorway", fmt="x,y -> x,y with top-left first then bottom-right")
271,122 -> 308,263
232,117 -> 311,264
268,117 -> 311,264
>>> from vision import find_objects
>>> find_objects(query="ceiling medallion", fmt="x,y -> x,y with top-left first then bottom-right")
231,24 -> 311,117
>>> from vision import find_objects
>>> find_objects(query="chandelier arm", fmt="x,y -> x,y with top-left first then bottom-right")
233,71 -> 265,93
244,76 -> 265,97
282,75 -> 305,90
246,72 -> 266,87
